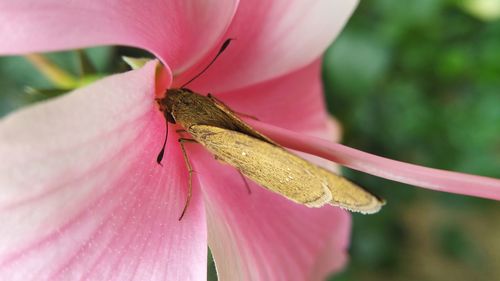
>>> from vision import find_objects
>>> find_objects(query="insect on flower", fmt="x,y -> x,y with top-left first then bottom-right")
156,39 -> 385,220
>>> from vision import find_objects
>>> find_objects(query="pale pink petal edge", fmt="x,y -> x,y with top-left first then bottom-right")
0,61 -> 207,280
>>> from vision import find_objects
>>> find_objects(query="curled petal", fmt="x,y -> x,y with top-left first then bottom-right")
0,0 -> 238,73
0,62 -> 207,280
249,121 -> 500,200
186,0 -> 358,92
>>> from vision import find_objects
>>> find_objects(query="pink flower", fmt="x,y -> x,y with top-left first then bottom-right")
1,1 -> 499,281
0,0 -> 360,280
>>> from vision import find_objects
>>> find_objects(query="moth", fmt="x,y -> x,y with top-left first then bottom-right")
156,39 -> 385,219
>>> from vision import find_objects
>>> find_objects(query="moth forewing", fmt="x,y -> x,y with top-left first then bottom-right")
188,124 -> 384,213
318,169 -> 384,214
188,124 -> 333,207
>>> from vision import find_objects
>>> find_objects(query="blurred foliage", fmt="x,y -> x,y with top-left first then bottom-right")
0,1 -> 499,280
323,1 -> 500,281
0,45 -> 155,117
0,47 -> 113,117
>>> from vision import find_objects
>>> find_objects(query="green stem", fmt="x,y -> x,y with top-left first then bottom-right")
24,54 -> 77,89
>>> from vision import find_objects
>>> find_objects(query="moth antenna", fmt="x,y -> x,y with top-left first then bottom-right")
180,38 -> 233,88
156,120 -> 169,165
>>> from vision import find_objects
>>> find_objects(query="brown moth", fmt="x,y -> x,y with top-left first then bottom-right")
156,39 -> 385,219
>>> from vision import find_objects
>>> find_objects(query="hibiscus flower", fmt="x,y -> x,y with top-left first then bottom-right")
0,0 -> 361,280
0,1 -> 499,281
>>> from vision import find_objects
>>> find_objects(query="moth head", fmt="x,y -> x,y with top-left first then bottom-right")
156,89 -> 179,123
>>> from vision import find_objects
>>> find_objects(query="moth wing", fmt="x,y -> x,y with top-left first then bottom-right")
208,95 -> 278,145
189,124 -> 332,207
318,168 -> 385,214
189,124 -> 384,213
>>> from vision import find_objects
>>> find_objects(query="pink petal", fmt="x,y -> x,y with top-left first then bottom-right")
184,0 -> 358,92
249,121 -> 500,200
0,0 -> 238,73
207,59 -> 333,138
194,150 -> 350,281
0,62 -> 207,280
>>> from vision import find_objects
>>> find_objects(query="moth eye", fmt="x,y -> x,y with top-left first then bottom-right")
166,112 -> 176,123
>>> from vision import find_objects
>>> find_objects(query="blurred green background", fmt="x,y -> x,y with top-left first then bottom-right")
0,0 -> 499,280
324,1 -> 500,281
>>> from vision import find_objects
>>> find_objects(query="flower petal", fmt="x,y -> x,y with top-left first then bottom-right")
211,59 -> 332,137
185,0 -> 358,92
0,0 -> 238,73
250,121 -> 500,200
194,151 -> 350,281
0,62 -> 207,280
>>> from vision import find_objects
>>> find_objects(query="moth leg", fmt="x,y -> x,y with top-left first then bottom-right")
214,155 -> 252,194
175,129 -> 190,138
238,170 -> 252,194
213,155 -> 251,195
178,138 -> 198,221
207,93 -> 259,120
